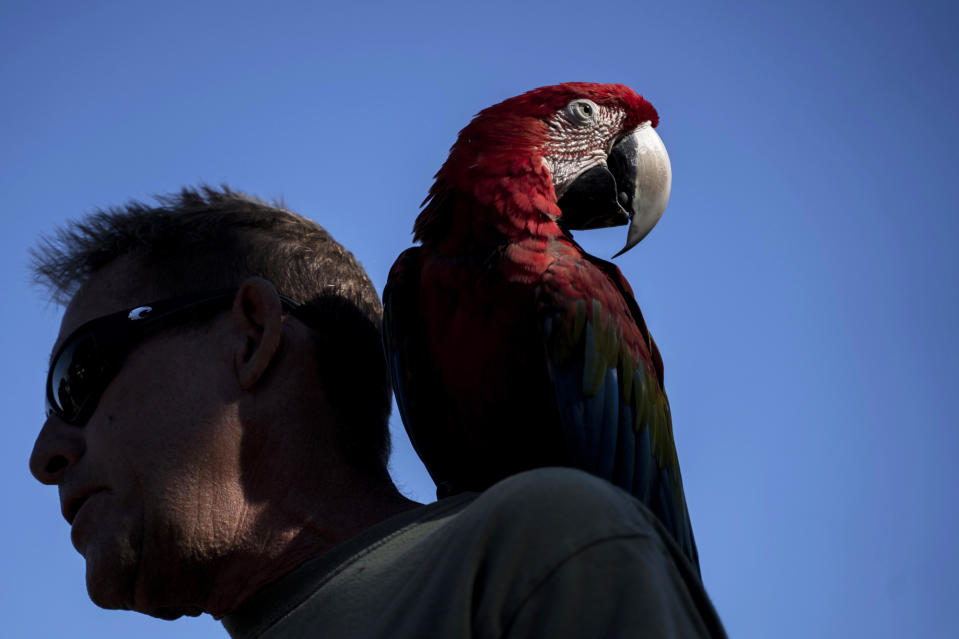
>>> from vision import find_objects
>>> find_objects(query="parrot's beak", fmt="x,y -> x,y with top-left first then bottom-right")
609,122 -> 671,257
555,121 -> 671,257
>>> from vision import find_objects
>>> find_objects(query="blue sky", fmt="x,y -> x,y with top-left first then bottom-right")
2,1 -> 957,637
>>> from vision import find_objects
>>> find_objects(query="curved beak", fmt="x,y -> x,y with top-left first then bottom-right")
555,121 -> 671,257
609,122 -> 671,257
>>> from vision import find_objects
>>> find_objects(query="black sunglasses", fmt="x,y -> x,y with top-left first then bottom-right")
45,289 -> 304,426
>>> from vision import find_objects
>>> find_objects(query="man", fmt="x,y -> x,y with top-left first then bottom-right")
29,186 -> 726,637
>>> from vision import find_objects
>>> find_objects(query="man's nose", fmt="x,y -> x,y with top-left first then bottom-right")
29,416 -> 85,484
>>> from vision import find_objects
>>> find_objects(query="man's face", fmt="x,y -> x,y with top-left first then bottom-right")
29,259 -> 247,618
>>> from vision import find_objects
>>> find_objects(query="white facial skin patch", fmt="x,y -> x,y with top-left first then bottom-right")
542,102 -> 627,198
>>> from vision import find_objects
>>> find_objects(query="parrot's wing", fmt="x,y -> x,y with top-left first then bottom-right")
383,248 -> 429,475
383,247 -> 469,497
538,253 -> 700,571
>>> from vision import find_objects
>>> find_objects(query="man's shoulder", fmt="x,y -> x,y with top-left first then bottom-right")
442,467 -> 671,563
476,466 -> 647,505
462,467 -> 662,534
431,468 -> 725,638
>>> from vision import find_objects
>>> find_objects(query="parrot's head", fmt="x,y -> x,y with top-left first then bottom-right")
417,82 -> 671,256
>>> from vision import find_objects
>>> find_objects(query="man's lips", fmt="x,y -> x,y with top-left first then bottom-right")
61,487 -> 106,525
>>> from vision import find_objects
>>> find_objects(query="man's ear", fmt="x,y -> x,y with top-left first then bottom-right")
232,277 -> 284,390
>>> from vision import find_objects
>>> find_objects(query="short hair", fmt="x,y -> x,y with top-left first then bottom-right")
31,185 -> 392,482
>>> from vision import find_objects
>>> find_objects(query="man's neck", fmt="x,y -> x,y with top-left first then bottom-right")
204,481 -> 421,618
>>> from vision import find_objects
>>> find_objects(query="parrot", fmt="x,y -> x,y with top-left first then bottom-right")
383,82 -> 698,571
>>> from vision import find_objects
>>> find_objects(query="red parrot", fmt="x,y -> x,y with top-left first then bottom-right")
384,82 -> 698,570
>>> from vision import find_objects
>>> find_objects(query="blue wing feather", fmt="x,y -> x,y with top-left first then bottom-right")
612,402 -> 635,490
595,368 -> 619,480
540,256 -> 700,574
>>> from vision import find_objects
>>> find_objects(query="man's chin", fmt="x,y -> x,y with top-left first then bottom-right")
85,552 -> 206,620
85,552 -> 136,613
150,606 -> 204,620
88,586 -> 203,621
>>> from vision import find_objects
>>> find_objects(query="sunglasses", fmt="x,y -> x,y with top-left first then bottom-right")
45,289 -> 304,426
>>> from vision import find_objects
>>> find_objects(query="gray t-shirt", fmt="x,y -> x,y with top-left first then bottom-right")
223,468 -> 726,638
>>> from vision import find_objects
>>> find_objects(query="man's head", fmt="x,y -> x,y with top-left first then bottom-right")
28,186 -> 395,618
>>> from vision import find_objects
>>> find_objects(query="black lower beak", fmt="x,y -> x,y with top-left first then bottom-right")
556,164 -> 630,231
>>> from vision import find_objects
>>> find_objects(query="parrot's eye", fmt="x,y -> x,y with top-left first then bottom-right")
566,99 -> 598,125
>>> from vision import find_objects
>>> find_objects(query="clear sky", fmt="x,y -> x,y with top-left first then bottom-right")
2,1 -> 956,637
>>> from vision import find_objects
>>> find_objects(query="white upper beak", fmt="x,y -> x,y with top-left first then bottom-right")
613,122 -> 672,257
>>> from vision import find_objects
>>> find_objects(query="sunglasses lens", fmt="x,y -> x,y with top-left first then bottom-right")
47,334 -> 106,423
